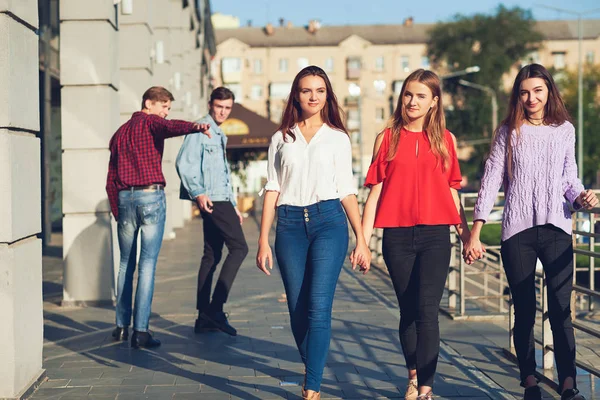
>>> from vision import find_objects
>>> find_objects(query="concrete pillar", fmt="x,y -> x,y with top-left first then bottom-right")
0,2 -> 45,398
60,0 -> 119,306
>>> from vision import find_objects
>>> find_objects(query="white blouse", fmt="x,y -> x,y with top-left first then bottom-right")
263,124 -> 358,207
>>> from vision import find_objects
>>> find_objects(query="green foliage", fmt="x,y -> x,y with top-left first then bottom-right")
427,5 -> 544,186
554,65 -> 600,187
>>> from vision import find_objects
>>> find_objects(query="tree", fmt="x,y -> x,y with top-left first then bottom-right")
427,6 -> 544,187
555,65 -> 600,187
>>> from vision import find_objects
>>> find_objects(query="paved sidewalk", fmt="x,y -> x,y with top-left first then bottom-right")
32,218 -> 596,399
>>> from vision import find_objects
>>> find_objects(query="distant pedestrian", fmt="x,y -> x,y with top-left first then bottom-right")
464,63 -> 598,400
106,86 -> 210,349
177,87 -> 248,337
256,65 -> 371,400
361,69 -> 471,400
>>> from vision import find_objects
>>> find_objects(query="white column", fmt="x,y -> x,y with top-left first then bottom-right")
60,0 -> 119,306
0,1 -> 45,397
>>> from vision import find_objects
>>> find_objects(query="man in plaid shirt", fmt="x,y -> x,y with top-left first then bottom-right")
106,86 -> 210,349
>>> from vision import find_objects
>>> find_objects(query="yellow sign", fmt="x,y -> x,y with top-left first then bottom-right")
221,118 -> 249,136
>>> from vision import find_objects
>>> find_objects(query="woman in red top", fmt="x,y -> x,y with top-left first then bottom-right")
361,69 -> 470,400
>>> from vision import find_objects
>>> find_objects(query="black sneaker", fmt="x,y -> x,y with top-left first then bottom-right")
561,388 -> 585,400
201,310 -> 237,336
194,314 -> 219,334
131,330 -> 161,349
112,326 -> 128,341
523,385 -> 542,400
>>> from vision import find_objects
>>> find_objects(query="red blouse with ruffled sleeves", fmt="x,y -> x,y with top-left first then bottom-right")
364,127 -> 462,228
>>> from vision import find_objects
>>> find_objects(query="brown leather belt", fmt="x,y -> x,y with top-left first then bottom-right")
128,184 -> 164,191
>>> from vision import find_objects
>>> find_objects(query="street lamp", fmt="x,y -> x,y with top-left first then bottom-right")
535,4 -> 600,180
458,79 -> 498,132
441,65 -> 481,80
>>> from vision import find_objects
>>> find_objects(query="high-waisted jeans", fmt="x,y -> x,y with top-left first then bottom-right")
275,199 -> 349,392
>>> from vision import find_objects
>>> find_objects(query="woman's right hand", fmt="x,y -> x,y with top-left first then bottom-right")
463,236 -> 485,265
256,242 -> 273,276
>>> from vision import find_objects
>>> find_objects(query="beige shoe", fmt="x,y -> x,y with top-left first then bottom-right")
303,392 -> 320,400
405,379 -> 418,400
416,392 -> 434,400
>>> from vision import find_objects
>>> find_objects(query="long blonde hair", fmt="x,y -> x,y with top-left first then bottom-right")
388,69 -> 449,169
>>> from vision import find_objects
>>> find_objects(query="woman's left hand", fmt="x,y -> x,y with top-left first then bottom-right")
350,240 -> 372,275
578,190 -> 599,210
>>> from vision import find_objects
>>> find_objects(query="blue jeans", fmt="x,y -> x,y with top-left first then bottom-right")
274,199 -> 349,392
116,189 -> 166,332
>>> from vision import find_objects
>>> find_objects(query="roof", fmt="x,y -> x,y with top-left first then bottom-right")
216,19 -> 600,48
222,103 -> 278,149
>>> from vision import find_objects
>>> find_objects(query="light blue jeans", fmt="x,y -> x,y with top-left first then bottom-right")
274,199 -> 349,392
116,189 -> 166,332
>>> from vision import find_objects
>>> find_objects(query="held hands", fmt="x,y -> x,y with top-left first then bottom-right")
577,190 -> 599,210
256,242 -> 273,276
194,123 -> 212,138
462,235 -> 486,265
350,239 -> 372,275
196,194 -> 213,213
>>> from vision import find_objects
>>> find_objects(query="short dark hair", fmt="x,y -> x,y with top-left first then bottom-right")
141,86 -> 175,110
210,86 -> 235,103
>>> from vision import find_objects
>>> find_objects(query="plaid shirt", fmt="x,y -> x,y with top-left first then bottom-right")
106,111 -> 198,218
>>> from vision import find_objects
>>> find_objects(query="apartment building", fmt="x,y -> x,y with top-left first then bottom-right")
214,19 -> 600,178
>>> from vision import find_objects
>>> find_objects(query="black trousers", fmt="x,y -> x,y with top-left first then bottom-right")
501,224 -> 577,388
197,201 -> 248,313
382,225 -> 451,388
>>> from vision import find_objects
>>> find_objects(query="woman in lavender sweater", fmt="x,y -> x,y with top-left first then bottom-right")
464,63 -> 598,400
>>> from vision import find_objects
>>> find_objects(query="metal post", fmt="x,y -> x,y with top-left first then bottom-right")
499,258 -> 505,312
541,276 -> 554,370
590,212 -> 596,311
460,251 -> 466,317
577,15 -> 583,180
448,232 -> 457,310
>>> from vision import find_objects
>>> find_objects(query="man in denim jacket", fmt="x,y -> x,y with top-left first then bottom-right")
176,87 -> 248,336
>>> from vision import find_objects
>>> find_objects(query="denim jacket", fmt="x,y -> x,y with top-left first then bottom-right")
176,114 -> 236,206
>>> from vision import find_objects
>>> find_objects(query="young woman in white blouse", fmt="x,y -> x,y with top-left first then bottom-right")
256,65 -> 371,400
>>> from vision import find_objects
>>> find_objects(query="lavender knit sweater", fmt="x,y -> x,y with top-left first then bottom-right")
473,122 -> 584,241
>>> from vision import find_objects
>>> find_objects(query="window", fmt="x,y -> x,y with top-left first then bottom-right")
253,59 -> 263,74
421,56 -> 430,68
225,83 -> 242,103
373,80 -> 386,96
393,80 -> 404,96
375,56 -> 384,71
269,82 -> 292,99
279,58 -> 289,73
346,56 -> 361,79
586,51 -> 595,64
376,107 -> 385,122
221,57 -> 242,73
521,51 -> 540,67
552,52 -> 566,70
324,57 -> 334,72
400,55 -> 410,72
297,57 -> 309,70
347,109 -> 360,130
251,85 -> 263,100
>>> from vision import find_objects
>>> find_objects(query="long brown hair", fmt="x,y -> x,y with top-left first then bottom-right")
388,69 -> 449,169
277,65 -> 347,141
497,63 -> 571,179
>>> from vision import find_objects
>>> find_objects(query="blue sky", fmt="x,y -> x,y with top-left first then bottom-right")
212,0 -> 600,27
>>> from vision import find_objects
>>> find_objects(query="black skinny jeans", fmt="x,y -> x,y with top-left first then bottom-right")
197,201 -> 249,313
382,225 -> 451,388
501,224 -> 577,388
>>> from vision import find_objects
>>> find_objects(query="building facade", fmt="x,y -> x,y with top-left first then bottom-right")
213,19 -> 600,179
0,0 -> 216,397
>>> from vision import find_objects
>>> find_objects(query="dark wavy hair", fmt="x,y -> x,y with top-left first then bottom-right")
496,63 -> 571,178
276,65 -> 347,141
